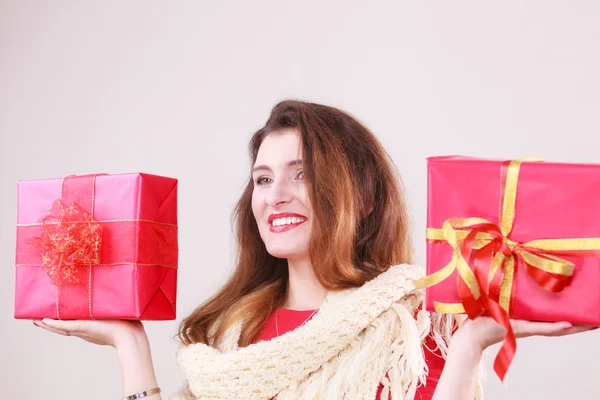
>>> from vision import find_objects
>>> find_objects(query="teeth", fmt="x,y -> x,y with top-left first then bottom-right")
272,217 -> 305,226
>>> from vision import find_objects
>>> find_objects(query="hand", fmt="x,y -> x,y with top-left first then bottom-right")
456,316 -> 597,352
33,318 -> 146,348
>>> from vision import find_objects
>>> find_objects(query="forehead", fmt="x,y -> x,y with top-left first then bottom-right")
254,129 -> 302,166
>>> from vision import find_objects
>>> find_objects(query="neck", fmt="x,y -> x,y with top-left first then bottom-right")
282,257 -> 327,310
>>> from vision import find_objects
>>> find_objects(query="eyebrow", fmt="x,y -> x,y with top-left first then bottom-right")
252,159 -> 303,174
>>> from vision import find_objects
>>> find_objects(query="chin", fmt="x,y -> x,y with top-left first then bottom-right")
265,245 -> 309,261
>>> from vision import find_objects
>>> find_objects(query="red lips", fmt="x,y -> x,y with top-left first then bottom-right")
268,212 -> 307,233
268,212 -> 307,224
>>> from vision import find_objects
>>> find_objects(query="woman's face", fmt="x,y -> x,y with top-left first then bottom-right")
251,129 -> 312,262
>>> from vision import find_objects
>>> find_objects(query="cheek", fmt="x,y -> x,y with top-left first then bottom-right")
298,186 -> 312,216
251,191 -> 261,218
251,189 -> 268,228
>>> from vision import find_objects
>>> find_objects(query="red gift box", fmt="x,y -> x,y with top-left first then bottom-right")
418,156 -> 600,380
14,173 -> 178,320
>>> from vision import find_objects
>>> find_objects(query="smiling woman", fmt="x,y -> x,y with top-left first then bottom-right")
173,100 -> 449,399
35,100 -> 592,400
178,101 -> 416,350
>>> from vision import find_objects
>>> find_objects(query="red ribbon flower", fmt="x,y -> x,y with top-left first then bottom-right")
29,199 -> 102,285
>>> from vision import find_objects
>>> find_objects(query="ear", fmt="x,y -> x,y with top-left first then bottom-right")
366,200 -> 375,216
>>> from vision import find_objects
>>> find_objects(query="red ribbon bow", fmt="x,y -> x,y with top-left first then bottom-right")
29,199 -> 102,285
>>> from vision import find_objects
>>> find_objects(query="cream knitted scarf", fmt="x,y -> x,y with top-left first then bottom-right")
170,264 -> 482,400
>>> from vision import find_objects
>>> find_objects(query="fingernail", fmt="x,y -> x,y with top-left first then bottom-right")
563,323 -> 573,330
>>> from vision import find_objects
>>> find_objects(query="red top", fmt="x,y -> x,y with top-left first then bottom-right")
252,308 -> 445,400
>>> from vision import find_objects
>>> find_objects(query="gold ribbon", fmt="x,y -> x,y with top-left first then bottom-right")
415,159 -> 600,316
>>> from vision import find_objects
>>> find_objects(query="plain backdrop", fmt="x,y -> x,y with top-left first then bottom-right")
1,1 -> 599,399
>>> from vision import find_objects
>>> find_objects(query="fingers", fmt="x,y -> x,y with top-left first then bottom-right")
33,319 -> 81,337
555,325 -> 598,337
33,320 -> 69,336
511,320 -> 597,339
511,320 -> 571,338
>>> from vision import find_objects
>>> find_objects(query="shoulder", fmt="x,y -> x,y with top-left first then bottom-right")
360,263 -> 427,309
332,264 -> 426,301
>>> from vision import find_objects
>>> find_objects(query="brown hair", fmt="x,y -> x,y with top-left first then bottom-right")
178,100 -> 413,347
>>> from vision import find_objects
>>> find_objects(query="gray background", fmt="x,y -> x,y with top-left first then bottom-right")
1,1 -> 599,399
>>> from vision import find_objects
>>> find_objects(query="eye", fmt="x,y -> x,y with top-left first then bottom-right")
255,176 -> 272,185
295,170 -> 304,181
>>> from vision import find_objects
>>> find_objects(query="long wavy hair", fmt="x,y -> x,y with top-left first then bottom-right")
178,100 -> 414,347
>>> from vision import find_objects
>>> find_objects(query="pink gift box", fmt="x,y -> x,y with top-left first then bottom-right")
14,173 -> 178,320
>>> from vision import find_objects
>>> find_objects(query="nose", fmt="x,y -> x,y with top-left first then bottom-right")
265,179 -> 293,208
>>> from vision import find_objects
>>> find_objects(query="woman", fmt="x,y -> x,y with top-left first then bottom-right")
34,100 -> 591,400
